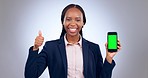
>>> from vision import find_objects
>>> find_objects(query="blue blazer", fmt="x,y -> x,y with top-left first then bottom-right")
25,36 -> 115,78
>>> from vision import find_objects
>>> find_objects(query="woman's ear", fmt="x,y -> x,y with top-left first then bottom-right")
62,23 -> 64,26
82,22 -> 84,28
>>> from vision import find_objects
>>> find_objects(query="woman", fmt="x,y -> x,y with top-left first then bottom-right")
25,4 -> 121,78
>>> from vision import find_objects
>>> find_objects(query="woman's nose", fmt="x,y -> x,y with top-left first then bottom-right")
70,20 -> 76,25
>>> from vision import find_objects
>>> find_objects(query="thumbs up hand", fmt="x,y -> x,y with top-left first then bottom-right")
33,31 -> 44,51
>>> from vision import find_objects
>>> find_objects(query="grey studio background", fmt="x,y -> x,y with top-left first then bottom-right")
0,0 -> 148,78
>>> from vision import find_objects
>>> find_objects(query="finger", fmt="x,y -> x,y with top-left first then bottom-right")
35,40 -> 43,46
117,42 -> 121,47
35,38 -> 44,43
117,40 -> 121,46
105,42 -> 107,49
38,30 -> 42,37
35,41 -> 43,46
117,46 -> 121,50
37,36 -> 44,40
105,42 -> 107,46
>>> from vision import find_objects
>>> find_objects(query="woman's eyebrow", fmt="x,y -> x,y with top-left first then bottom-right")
76,17 -> 81,18
65,16 -> 71,18
75,17 -> 82,19
65,16 -> 82,18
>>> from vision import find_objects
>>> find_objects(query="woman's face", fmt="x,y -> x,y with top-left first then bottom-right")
63,7 -> 84,37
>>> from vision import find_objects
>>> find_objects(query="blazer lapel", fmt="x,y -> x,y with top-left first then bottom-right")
57,37 -> 89,77
58,36 -> 67,75
82,38 -> 89,77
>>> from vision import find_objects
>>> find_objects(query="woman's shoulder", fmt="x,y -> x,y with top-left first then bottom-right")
44,38 -> 60,46
83,38 -> 99,47
83,38 -> 101,53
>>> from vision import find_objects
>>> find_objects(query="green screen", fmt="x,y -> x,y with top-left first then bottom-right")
108,35 -> 117,49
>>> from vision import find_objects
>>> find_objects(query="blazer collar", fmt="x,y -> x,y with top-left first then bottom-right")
82,38 -> 89,77
58,36 -> 68,75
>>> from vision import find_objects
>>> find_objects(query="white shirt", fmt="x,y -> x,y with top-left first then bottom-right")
64,35 -> 84,78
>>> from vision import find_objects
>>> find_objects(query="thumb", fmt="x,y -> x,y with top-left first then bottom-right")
38,30 -> 42,37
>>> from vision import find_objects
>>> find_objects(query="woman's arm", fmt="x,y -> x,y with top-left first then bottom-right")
25,45 -> 48,78
25,31 -> 47,78
95,45 -> 115,78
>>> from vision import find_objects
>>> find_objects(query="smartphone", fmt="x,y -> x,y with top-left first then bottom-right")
107,32 -> 118,52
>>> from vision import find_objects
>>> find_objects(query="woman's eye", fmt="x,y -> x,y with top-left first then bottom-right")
66,19 -> 71,21
76,18 -> 81,22
76,20 -> 81,22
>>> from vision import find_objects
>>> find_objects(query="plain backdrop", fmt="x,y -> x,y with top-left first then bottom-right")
0,0 -> 148,78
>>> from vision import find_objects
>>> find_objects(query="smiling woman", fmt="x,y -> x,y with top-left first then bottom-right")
0,0 -> 148,78
25,4 -> 121,78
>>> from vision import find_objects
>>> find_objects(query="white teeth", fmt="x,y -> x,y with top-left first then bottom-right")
69,28 -> 77,32
70,28 -> 76,31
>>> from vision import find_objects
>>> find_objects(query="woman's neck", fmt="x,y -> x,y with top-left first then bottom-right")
66,34 -> 80,44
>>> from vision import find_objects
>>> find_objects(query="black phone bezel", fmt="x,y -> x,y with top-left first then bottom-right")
107,32 -> 118,52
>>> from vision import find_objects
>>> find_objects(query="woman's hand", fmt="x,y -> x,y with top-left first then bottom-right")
33,31 -> 44,51
105,40 -> 121,63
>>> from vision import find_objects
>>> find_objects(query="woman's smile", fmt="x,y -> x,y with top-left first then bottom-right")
68,27 -> 78,33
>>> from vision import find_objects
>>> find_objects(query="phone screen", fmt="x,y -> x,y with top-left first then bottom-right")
108,32 -> 117,52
